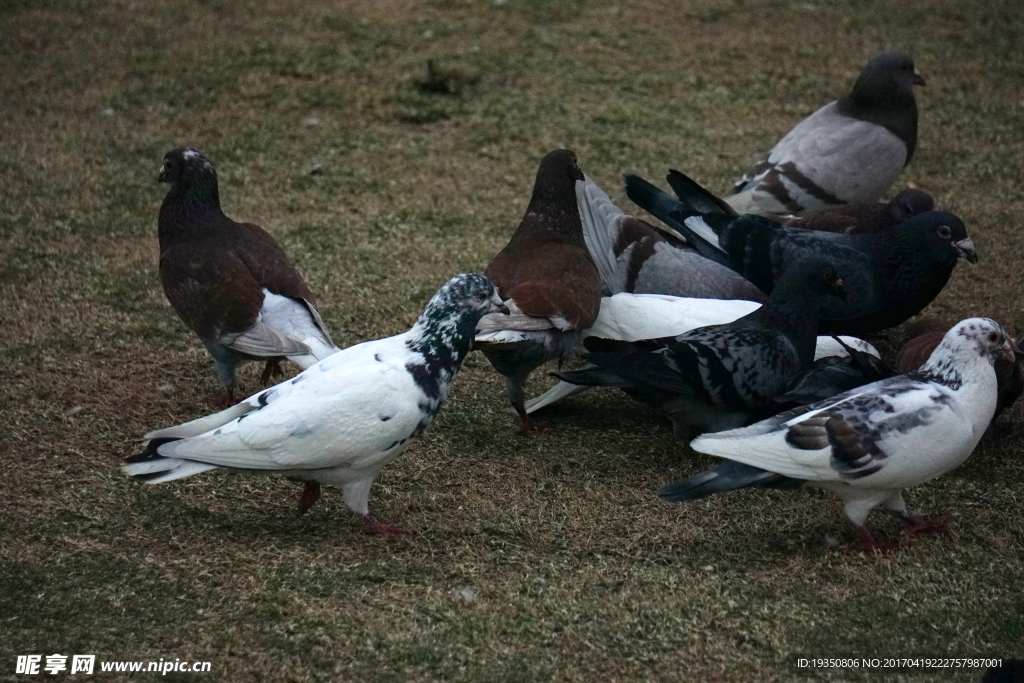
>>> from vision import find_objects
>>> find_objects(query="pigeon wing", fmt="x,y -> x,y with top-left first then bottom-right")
151,336 -> 426,472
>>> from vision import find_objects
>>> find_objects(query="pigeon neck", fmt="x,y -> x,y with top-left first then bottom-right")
163,175 -> 222,214
758,287 -> 824,361
405,299 -> 479,406
158,176 -> 225,247
917,348 -> 998,427
837,85 -> 917,162
512,192 -> 587,247
883,231 -> 956,310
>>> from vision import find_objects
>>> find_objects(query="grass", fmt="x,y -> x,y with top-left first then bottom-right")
2,0 -> 1023,680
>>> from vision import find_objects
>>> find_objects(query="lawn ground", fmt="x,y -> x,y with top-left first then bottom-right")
2,0 -> 1023,681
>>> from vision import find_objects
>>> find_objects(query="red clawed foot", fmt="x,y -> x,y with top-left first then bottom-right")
903,513 -> 957,536
361,514 -> 415,538
843,526 -> 905,554
515,415 -> 548,436
295,482 -> 321,517
206,389 -> 238,408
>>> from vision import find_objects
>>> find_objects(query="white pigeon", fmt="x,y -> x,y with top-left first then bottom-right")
509,293 -> 879,414
124,274 -> 508,536
726,52 -> 924,217
659,318 -> 1015,551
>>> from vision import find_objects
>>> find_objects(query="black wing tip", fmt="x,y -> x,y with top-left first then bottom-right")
123,437 -> 181,464
132,469 -> 176,482
659,461 -> 803,502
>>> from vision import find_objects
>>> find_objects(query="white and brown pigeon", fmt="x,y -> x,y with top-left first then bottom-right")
157,148 -> 339,406
726,51 -> 925,216
476,149 -> 602,434
659,318 -> 1016,552
124,274 -> 508,535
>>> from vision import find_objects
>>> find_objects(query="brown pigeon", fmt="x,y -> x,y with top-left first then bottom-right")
157,148 -> 338,407
476,149 -> 601,433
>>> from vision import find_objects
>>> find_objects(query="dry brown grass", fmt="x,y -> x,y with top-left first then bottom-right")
2,0 -> 1023,681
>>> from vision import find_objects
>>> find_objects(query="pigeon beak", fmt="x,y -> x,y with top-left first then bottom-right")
157,164 -> 168,183
832,278 -> 847,300
913,68 -> 926,86
954,238 -> 978,264
999,338 -> 1016,364
489,294 -> 510,315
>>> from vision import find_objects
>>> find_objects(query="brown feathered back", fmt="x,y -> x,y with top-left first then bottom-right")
485,149 -> 601,329
785,188 -> 935,235
895,319 -> 948,372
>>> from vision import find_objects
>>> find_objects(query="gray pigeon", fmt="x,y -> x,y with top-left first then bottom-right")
727,52 -> 925,216
123,274 -> 508,536
576,177 -> 765,302
660,318 -> 1016,552
556,260 -> 846,436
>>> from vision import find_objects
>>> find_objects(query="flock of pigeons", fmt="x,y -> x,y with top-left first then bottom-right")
124,51 -> 1022,552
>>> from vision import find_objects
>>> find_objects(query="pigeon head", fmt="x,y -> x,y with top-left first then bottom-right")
851,51 -> 923,102
773,259 -> 848,303
925,318 -> 1016,376
158,148 -> 220,209
412,274 -> 508,347
887,188 -> 935,223
434,273 -> 509,319
530,149 -> 585,204
897,211 -> 977,265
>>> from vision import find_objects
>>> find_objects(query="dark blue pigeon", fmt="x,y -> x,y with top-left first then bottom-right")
624,171 -> 977,336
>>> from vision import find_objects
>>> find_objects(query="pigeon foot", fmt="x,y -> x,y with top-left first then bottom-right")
515,415 -> 548,436
902,513 -> 957,536
261,359 -> 284,385
206,389 -> 238,408
843,526 -> 904,554
361,514 -> 415,537
295,482 -> 321,517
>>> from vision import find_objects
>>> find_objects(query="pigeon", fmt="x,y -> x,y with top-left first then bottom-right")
780,188 -> 935,235
576,176 -> 765,302
123,274 -> 508,535
897,319 -> 1024,418
513,293 -> 879,415
157,148 -> 339,405
556,260 -> 847,436
625,171 -> 977,336
476,149 -> 602,433
725,51 -> 925,216
659,318 -> 1016,552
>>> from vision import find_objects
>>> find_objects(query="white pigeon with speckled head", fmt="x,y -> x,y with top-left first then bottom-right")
660,318 -> 1015,551
123,274 -> 507,536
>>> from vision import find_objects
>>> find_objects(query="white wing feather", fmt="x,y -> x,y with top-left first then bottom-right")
152,334 -> 424,472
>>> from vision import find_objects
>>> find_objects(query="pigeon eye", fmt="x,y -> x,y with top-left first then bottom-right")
988,331 -> 1000,344
937,225 -> 952,239
477,292 -> 487,301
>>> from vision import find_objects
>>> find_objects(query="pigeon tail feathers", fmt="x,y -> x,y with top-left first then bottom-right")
658,460 -> 802,502
122,437 -> 220,484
